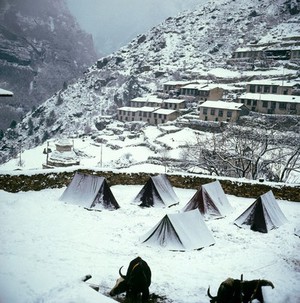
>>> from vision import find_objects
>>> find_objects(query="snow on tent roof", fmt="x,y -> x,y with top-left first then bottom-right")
133,174 -> 179,208
140,209 -> 215,251
0,88 -> 13,97
182,180 -> 233,219
234,190 -> 288,233
59,172 -> 120,210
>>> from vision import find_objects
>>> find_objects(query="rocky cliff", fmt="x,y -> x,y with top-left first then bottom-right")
0,0 -> 98,130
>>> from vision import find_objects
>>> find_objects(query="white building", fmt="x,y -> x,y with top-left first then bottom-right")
239,93 -> 300,115
199,100 -> 249,122
117,106 -> 179,125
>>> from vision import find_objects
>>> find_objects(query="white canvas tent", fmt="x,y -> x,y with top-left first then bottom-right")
140,209 -> 215,251
133,174 -> 179,208
182,180 -> 233,219
234,190 -> 288,233
59,172 -> 120,210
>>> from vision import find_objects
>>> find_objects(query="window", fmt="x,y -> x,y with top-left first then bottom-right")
218,110 -> 223,117
279,102 -> 286,109
227,111 -> 232,117
262,101 -> 268,108
264,86 -> 270,93
253,100 -> 257,106
271,102 -> 276,109
210,109 -> 215,115
290,103 -> 296,110
257,85 -> 262,93
249,85 -> 255,93
272,86 -> 277,94
203,108 -> 208,115
247,100 -> 252,106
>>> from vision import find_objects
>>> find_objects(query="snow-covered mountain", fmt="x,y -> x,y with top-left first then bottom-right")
0,0 -> 98,130
0,0 -> 299,165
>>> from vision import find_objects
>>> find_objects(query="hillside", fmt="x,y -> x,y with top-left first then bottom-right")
0,0 -> 98,130
0,0 -> 299,169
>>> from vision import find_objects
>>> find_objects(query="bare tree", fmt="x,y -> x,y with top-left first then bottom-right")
181,126 -> 300,182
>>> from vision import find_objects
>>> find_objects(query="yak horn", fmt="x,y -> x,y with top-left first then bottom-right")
207,286 -> 215,299
119,266 -> 126,279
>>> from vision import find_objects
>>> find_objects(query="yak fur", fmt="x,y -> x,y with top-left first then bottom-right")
207,277 -> 274,303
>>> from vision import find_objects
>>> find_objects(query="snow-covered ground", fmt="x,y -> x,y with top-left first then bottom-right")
0,184 -> 299,303
0,125 -> 200,174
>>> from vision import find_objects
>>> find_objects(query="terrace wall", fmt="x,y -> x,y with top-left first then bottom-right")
0,169 -> 299,202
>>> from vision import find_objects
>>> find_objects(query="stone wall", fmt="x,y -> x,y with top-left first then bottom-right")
0,168 -> 299,202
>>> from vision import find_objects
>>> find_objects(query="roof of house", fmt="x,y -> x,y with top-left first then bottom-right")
141,106 -> 160,112
247,79 -> 298,87
239,93 -> 300,103
163,80 -> 192,86
118,106 -> 140,112
235,46 -> 267,52
154,108 -> 177,115
181,83 -> 221,91
200,100 -> 245,110
163,98 -> 185,104
0,88 -> 13,97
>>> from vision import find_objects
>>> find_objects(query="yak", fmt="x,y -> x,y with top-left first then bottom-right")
207,277 -> 274,303
242,279 -> 274,303
109,256 -> 151,302
207,278 -> 242,303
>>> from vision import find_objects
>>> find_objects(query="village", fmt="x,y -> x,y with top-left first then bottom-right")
0,33 -> 299,171
117,35 -> 300,125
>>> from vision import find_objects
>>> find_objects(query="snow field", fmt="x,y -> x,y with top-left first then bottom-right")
0,185 -> 299,303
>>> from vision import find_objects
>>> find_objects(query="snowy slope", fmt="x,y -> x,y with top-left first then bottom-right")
0,0 -> 299,166
0,186 -> 299,303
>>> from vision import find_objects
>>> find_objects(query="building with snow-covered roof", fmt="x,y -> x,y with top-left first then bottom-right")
231,35 -> 300,62
199,100 -> 249,122
239,93 -> 300,115
130,95 -> 163,108
179,84 -> 223,102
117,106 -> 179,125
163,80 -> 198,94
162,98 -> 186,110
246,79 -> 298,95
